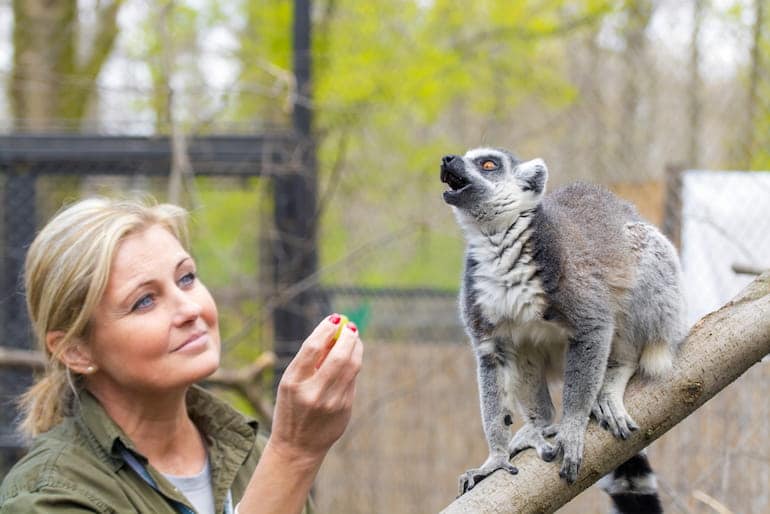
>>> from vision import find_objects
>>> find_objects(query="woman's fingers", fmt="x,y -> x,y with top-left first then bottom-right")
281,314 -> 362,415
316,322 -> 362,383
284,315 -> 338,379
271,316 -> 363,457
351,332 -> 363,374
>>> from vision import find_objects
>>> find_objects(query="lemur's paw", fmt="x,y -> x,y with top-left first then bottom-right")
591,396 -> 639,440
508,422 -> 554,461
541,422 -> 585,484
458,454 -> 518,496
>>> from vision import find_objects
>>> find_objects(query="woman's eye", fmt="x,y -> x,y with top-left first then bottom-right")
179,272 -> 196,287
132,294 -> 154,312
481,160 -> 497,171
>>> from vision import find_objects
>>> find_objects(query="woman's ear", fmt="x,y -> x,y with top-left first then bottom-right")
45,331 -> 97,375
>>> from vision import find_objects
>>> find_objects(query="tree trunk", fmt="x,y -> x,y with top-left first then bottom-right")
688,0 -> 704,168
441,271 -> 770,514
10,0 -> 124,130
615,0 -> 654,180
742,0 -> 765,169
11,0 -> 76,130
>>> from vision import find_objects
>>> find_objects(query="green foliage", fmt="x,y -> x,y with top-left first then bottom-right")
229,0 -> 293,126
304,0 -> 612,288
186,177 -> 270,353
715,0 -> 769,170
126,1 -> 200,129
188,177 -> 263,287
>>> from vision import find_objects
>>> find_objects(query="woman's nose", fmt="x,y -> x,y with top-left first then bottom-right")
173,292 -> 203,324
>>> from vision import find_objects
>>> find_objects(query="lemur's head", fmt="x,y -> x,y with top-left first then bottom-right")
440,147 -> 548,226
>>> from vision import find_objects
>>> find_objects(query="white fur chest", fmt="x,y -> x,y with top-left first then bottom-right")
466,219 -> 548,327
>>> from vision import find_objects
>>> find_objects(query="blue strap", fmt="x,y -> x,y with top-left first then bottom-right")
121,447 -> 233,514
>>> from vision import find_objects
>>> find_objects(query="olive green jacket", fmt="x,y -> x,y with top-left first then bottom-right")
0,385 -> 310,514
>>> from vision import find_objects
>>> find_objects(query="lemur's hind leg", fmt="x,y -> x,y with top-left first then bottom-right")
458,344 -> 518,495
508,350 -> 557,462
592,343 -> 640,440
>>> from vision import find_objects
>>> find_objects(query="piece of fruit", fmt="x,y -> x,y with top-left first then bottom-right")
332,314 -> 350,344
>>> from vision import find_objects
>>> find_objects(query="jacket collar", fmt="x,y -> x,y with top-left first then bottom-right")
76,385 -> 259,472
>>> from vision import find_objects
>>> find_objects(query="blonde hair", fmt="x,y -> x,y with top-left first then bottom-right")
19,196 -> 190,437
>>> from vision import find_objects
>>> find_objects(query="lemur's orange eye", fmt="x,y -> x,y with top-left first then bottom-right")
481,160 -> 497,171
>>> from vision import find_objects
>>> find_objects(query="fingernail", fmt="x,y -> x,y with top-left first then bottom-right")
328,313 -> 341,324
347,322 -> 358,333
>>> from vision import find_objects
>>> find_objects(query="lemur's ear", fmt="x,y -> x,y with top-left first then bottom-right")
515,158 -> 548,195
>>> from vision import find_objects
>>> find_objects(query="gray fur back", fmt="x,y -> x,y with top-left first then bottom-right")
532,183 -> 684,353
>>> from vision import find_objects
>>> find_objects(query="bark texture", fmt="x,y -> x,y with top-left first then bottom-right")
10,0 -> 123,130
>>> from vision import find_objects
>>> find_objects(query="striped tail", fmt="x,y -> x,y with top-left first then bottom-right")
598,451 -> 663,514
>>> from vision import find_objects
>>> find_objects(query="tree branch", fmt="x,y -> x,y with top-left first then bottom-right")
202,351 -> 277,426
451,5 -> 612,53
441,271 -> 770,514
62,0 -> 124,121
0,347 -> 45,370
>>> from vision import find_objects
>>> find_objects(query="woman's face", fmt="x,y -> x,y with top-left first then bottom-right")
85,224 -> 220,397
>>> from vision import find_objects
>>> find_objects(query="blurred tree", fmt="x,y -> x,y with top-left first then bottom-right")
745,0 -> 768,169
615,0 -> 656,180
688,0 -> 704,168
151,0 -> 197,205
10,0 -> 124,130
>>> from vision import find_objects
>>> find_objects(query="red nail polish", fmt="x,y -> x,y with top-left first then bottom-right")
329,313 -> 342,324
347,322 -> 358,333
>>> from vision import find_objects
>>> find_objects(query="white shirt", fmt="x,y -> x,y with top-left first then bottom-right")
162,457 -> 216,514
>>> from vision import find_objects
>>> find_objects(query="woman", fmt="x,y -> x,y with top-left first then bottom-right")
0,197 -> 363,514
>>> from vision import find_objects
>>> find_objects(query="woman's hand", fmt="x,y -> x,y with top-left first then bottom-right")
237,315 -> 363,514
268,314 -> 363,464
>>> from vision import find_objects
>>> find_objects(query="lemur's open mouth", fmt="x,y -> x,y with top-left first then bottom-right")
441,166 -> 470,191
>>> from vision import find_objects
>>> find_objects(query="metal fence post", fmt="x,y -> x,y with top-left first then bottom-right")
663,163 -> 685,251
271,0 -> 320,392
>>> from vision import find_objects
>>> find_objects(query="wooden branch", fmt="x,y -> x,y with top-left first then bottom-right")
0,347 -> 276,425
203,352 -> 277,426
0,347 -> 45,371
441,271 -> 770,514
732,262 -> 766,276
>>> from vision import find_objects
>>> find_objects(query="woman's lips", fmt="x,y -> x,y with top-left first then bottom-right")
173,332 -> 208,353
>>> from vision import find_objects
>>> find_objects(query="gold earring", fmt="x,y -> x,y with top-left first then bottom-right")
85,365 -> 96,374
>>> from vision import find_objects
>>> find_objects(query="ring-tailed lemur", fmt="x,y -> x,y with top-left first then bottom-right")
441,148 -> 685,513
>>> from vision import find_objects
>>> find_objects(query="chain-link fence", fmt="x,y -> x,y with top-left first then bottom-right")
321,287 -> 463,343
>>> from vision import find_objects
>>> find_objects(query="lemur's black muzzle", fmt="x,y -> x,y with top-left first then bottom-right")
441,155 -> 469,191
442,154 -> 459,166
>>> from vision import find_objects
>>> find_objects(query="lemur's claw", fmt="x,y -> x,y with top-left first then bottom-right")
541,421 -> 585,483
592,396 -> 639,440
559,461 -> 580,484
457,456 -> 518,496
541,443 -> 559,462
508,422 -> 555,461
